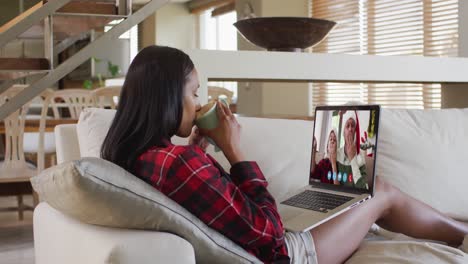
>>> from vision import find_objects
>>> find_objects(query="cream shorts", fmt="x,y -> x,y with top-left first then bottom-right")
284,231 -> 318,264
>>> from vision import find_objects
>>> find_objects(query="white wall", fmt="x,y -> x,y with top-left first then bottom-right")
235,0 -> 312,116
459,0 -> 468,58
93,38 -> 130,77
235,0 -> 263,116
441,0 -> 468,108
155,3 -> 197,49
139,13 -> 157,49
261,0 -> 311,116
261,0 -> 309,17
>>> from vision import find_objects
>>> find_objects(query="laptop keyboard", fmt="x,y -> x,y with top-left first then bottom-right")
281,190 -> 354,213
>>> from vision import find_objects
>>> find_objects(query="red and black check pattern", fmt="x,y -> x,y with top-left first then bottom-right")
310,158 -> 334,184
134,140 -> 289,263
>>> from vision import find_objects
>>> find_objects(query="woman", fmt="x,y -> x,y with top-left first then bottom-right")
102,46 -> 468,264
337,111 -> 368,189
310,129 -> 338,185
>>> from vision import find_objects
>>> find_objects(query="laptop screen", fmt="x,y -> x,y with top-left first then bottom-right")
310,105 -> 380,195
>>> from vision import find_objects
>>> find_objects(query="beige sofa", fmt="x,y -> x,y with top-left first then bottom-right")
33,108 -> 468,263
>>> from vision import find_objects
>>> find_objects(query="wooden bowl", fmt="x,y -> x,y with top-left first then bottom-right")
234,17 -> 336,52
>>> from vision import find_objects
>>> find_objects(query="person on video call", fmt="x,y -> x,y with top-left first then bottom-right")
337,111 -> 368,189
310,129 -> 339,185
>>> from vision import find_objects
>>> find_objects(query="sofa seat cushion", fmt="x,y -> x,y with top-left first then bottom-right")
31,157 -> 261,264
346,240 -> 468,264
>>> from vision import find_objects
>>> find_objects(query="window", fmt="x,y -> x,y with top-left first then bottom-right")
199,9 -> 238,101
199,9 -> 237,51
311,0 -> 459,109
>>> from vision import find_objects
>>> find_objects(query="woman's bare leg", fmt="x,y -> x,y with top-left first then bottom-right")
310,178 -> 468,264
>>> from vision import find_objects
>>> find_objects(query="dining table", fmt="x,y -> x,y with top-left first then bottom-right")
0,118 -> 78,133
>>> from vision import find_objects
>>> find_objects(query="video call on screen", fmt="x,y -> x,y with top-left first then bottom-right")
310,109 -> 378,190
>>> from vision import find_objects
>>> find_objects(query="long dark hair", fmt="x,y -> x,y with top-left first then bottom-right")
101,46 -> 194,172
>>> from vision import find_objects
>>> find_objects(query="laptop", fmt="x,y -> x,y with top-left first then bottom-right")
278,105 -> 381,232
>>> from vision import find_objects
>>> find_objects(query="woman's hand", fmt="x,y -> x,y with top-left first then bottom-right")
328,145 -> 339,184
188,127 -> 209,151
199,100 -> 245,165
329,145 -> 337,165
330,153 -> 339,185
311,136 -> 318,171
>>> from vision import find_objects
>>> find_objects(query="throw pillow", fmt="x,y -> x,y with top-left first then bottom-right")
377,108 -> 468,220
31,157 -> 261,264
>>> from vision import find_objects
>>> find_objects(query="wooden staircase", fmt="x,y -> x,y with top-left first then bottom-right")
0,0 -> 168,120
11,1 -> 123,40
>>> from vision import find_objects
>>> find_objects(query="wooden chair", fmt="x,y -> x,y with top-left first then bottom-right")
35,89 -> 93,172
23,88 -> 56,173
91,86 -> 122,109
47,89 -> 94,119
208,86 -> 234,104
0,85 -> 37,220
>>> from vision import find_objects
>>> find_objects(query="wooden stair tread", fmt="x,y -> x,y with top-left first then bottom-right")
57,1 -> 117,15
44,0 -> 118,15
1,1 -> 118,35
0,2 -> 43,35
0,58 -> 50,71
0,0 -> 119,39
17,15 -> 119,40
52,15 -> 117,36
0,71 -> 48,81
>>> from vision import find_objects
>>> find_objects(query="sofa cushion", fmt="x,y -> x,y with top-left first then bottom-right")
76,108 -> 188,158
31,157 -> 261,264
76,108 -> 115,158
77,107 -> 468,220
345,240 -> 468,264
377,108 -> 468,221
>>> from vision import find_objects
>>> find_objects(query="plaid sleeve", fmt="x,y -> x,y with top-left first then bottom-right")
136,145 -> 288,263
230,162 -> 279,210
311,158 -> 333,184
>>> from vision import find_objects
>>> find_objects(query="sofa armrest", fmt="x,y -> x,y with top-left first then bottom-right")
55,124 -> 80,164
34,203 -> 195,264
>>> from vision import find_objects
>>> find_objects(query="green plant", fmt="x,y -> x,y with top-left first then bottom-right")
82,57 -> 121,89
108,61 -> 120,77
83,79 -> 93,89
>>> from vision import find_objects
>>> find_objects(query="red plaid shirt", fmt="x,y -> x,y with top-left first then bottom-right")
134,140 -> 289,263
310,158 -> 334,184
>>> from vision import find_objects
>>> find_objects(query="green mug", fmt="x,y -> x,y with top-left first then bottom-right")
195,99 -> 229,151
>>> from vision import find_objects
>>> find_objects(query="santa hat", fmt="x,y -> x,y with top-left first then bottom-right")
342,111 -> 356,125
342,110 -> 361,155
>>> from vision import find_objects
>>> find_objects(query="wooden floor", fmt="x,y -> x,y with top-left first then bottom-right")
0,195 -> 34,264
